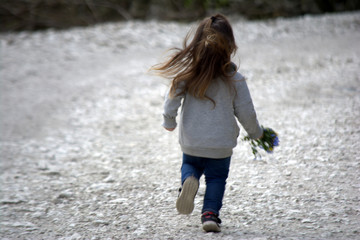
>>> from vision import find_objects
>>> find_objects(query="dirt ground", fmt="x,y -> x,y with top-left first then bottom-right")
1,12 -> 359,239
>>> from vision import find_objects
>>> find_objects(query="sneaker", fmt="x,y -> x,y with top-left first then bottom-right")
201,211 -> 222,232
176,176 -> 199,214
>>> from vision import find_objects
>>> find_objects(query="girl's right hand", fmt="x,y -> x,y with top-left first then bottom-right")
164,127 -> 175,131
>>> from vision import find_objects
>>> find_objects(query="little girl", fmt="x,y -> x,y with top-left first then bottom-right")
152,14 -> 263,232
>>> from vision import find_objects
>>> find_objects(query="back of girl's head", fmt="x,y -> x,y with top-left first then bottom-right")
191,14 -> 237,63
152,14 -> 237,102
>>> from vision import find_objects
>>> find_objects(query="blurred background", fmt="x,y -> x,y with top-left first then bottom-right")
1,0 -> 360,32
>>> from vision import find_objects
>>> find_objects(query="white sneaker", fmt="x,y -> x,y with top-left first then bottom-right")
176,176 -> 199,214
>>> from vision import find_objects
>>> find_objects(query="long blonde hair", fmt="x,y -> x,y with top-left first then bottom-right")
152,14 -> 237,104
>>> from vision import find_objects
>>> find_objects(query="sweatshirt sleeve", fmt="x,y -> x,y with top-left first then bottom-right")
233,75 -> 263,139
162,87 -> 184,129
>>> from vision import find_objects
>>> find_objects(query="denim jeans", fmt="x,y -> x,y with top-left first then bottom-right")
181,153 -> 231,215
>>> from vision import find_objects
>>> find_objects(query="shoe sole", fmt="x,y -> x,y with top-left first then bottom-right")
176,176 -> 199,214
202,221 -> 221,232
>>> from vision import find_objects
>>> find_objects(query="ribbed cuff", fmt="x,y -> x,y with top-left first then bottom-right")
162,114 -> 177,129
249,125 -> 263,139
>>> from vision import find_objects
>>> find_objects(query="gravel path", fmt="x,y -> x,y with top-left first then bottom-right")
1,12 -> 360,239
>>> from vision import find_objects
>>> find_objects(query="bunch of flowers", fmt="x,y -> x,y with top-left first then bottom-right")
243,126 -> 279,160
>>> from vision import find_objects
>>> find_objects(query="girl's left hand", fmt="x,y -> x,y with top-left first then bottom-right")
164,127 -> 175,131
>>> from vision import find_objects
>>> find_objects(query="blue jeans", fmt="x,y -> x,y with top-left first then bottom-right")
181,153 -> 231,216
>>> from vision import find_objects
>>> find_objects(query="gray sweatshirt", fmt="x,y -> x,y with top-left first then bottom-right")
162,71 -> 263,159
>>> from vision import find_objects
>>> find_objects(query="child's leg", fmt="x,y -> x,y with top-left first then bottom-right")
202,156 -> 231,215
181,154 -> 205,183
176,154 -> 204,214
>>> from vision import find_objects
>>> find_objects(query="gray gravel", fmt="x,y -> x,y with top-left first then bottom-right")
1,12 -> 360,239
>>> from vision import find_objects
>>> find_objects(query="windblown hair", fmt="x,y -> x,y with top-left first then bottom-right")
152,14 -> 238,104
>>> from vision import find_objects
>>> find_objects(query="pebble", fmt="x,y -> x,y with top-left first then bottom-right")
57,192 -> 74,199
301,219 -> 314,223
0,199 -> 25,205
2,222 -> 36,229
